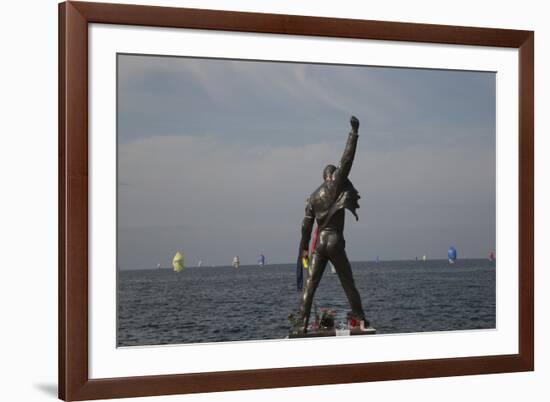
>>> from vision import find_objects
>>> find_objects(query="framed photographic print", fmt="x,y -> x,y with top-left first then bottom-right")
59,1 -> 534,400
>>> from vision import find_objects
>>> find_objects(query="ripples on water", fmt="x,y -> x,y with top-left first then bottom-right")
117,259 -> 495,346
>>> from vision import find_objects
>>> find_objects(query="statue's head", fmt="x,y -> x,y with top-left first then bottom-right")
323,164 -> 336,182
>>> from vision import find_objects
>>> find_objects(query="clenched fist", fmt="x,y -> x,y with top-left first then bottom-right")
350,115 -> 359,133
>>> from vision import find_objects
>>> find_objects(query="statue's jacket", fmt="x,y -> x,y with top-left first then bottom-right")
300,132 -> 361,251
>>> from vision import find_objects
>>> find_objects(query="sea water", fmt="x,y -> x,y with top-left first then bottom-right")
117,259 -> 495,346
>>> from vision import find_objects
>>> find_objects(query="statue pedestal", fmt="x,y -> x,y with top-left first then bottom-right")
288,326 -> 376,339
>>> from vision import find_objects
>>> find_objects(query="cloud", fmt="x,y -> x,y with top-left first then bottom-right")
118,55 -> 495,157
118,134 -> 494,268
116,55 -> 496,269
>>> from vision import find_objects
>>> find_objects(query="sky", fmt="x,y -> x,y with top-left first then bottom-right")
117,54 -> 496,269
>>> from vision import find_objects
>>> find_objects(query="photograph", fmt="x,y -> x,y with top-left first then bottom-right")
116,54 -> 496,347
2,0 -> 541,401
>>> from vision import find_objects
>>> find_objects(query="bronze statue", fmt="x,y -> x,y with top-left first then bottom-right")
298,116 -> 368,333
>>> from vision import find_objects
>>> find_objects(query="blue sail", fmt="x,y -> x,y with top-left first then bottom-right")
447,246 -> 457,262
258,254 -> 266,266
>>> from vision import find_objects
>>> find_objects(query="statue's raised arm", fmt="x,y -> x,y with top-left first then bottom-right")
331,116 -> 360,192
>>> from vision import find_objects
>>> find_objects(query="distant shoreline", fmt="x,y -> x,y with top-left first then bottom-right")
118,258 -> 495,271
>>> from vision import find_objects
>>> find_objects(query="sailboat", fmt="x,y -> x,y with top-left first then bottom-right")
156,263 -> 161,269
232,256 -> 240,268
488,251 -> 495,262
197,260 -> 203,268
258,254 -> 266,267
448,246 -> 457,264
172,251 -> 184,272
422,255 -> 427,262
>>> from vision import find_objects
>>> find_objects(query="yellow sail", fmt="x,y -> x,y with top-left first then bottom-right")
172,251 -> 184,272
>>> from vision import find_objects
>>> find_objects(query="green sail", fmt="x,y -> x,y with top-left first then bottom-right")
172,251 -> 184,272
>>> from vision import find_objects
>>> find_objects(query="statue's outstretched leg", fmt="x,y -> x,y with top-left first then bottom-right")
298,252 -> 328,333
330,249 -> 369,327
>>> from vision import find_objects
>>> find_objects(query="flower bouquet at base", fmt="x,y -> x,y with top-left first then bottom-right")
346,311 -> 361,329
319,308 -> 336,329
287,312 -> 305,335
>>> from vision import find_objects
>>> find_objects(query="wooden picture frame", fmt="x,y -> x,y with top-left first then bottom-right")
59,1 -> 534,400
